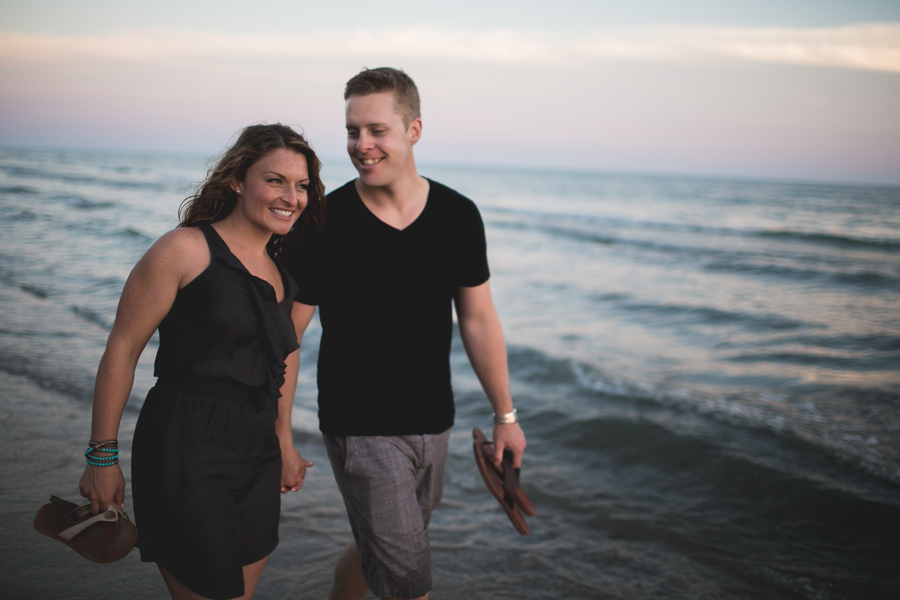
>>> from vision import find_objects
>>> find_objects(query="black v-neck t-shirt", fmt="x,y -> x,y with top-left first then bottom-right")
288,179 -> 490,435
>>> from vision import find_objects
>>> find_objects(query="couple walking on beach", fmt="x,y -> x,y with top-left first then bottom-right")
75,67 -> 527,600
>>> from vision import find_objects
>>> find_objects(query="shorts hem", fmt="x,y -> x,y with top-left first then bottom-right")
244,535 -> 279,566
146,557 -> 244,600
138,538 -> 278,600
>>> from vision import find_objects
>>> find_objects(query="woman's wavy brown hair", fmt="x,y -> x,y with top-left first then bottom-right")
179,123 -> 325,232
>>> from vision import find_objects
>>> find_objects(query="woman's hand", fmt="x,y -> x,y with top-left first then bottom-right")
79,464 -> 126,514
281,445 -> 313,493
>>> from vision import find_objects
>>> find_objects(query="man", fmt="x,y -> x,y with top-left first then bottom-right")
286,67 -> 526,600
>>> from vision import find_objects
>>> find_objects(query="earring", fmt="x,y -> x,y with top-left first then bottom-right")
237,189 -> 241,194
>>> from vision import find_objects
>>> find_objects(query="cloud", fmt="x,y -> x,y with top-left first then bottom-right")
1,22 -> 898,184
2,23 -> 899,73
591,23 -> 900,73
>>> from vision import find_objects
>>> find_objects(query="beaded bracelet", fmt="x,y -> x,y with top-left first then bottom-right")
85,439 -> 120,467
85,457 -> 120,467
88,439 -> 119,451
86,458 -> 119,467
84,450 -> 119,467
84,457 -> 119,467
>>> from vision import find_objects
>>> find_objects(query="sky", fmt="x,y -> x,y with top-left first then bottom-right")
1,1 -> 899,184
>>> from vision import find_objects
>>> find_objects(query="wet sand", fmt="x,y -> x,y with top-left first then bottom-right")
0,371 -> 349,599
0,371 -> 526,600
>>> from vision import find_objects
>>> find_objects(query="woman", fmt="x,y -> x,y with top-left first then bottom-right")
78,124 -> 325,599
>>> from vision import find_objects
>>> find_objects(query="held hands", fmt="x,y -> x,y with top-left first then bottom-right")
79,464 -> 126,515
492,422 -> 526,469
281,445 -> 313,493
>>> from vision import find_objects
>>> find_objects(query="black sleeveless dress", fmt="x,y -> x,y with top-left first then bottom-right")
131,223 -> 298,600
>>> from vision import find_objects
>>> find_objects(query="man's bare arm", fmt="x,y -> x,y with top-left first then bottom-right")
455,281 -> 526,467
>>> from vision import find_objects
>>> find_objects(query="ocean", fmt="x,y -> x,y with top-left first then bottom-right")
1,146 -> 899,599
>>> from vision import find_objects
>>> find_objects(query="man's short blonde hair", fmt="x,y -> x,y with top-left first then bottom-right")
344,67 -> 421,129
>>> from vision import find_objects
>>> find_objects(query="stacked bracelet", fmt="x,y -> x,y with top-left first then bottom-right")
85,439 -> 120,467
88,439 -> 118,450
493,408 -> 518,425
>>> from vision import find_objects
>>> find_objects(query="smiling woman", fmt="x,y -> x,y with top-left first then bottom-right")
178,124 -> 325,231
72,123 -> 326,600
233,149 -> 311,233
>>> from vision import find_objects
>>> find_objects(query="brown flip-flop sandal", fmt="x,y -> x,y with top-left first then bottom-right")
34,495 -> 138,563
472,427 -> 537,535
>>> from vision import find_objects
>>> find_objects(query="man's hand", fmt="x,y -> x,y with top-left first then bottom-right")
492,422 -> 526,469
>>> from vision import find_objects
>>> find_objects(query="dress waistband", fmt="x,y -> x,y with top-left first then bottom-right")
155,376 -> 263,402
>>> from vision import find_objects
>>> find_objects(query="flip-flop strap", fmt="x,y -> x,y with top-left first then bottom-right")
57,505 -> 123,541
481,443 -> 506,472
480,439 -> 524,511
50,495 -> 96,521
68,505 -> 93,520
502,450 -> 519,510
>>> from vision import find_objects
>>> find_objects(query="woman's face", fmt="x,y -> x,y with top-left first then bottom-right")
233,148 -> 309,236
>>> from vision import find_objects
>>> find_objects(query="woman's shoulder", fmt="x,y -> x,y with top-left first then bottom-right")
138,225 -> 211,285
150,225 -> 207,256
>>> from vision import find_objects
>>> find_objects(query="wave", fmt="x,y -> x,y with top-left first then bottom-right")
0,164 -> 169,192
521,402 -> 900,598
19,284 -> 48,299
757,229 -> 900,251
489,215 -> 900,291
609,300 -> 813,331
718,334 -> 900,370
549,412 -> 900,554
725,351 -> 898,370
507,346 -> 597,387
71,305 -> 112,330
485,208 -> 900,253
704,259 -> 900,291
120,227 -> 155,240
0,185 -> 39,195
57,195 -> 116,210
789,333 -> 900,353
486,208 -> 715,237
505,344 -> 900,486
0,350 -> 147,414
0,352 -> 95,403
3,209 -> 38,222
489,218 -> 718,256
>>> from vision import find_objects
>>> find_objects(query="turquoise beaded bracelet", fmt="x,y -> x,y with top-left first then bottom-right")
84,445 -> 119,467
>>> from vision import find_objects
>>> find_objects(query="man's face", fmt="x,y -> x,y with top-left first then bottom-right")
345,92 -> 420,188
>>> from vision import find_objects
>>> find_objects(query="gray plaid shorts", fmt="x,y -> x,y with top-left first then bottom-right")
323,429 -> 451,599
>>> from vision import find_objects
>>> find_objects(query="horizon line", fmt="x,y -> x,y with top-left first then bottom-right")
2,144 -> 898,189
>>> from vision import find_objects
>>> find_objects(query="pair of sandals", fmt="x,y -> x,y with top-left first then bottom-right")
33,495 -> 138,563
34,431 -> 533,563
472,427 -> 537,535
